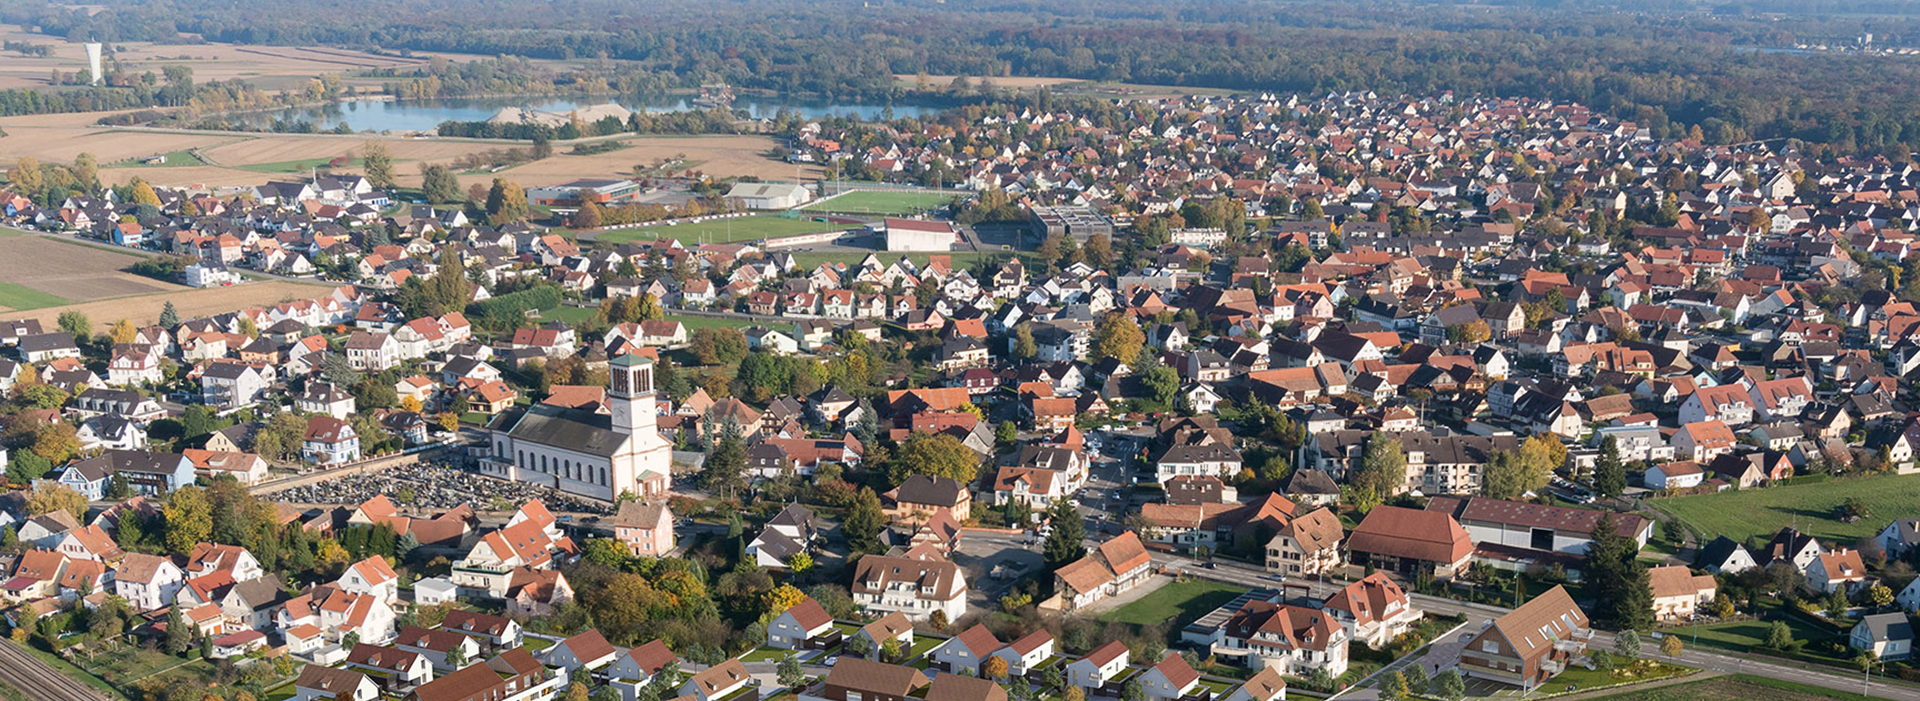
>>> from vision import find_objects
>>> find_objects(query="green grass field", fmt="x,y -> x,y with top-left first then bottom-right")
1098,578 -> 1245,629
802,190 -> 956,215
235,156 -> 366,174
1651,474 -> 1920,545
778,250 -> 1036,272
1576,674 -> 1878,701
0,282 -> 70,311
594,216 -> 852,245
111,149 -> 210,168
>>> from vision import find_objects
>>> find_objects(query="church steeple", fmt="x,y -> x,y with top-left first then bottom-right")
609,353 -> 655,436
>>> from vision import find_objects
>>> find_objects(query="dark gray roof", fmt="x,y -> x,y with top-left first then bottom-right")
496,403 -> 631,458
1860,613 -> 1913,642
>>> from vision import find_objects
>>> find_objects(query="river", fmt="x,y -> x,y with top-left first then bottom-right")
234,95 -> 941,132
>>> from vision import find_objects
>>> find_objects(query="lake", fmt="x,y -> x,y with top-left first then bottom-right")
238,95 -> 940,132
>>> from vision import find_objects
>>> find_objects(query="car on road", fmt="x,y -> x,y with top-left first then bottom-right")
823,656 -> 839,667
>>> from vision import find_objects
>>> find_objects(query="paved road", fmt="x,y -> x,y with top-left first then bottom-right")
1157,555 -> 1918,700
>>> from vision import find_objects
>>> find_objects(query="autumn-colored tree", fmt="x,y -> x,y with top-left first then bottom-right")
163,485 -> 213,554
763,583 -> 806,615
982,655 -> 1010,680
401,396 -> 424,413
1660,635 -> 1683,658
1091,312 -> 1145,364
130,180 -> 161,206
25,482 -> 87,521
108,318 -> 137,344
361,141 -> 396,189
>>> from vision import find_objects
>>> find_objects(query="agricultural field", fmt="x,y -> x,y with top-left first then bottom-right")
497,134 -> 814,184
802,189 -> 957,215
0,25 -> 430,91
594,216 -> 854,245
0,232 -> 326,329
1651,474 -> 1920,545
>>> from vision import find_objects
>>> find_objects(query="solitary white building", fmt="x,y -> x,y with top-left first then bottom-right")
882,217 -> 958,252
483,354 -> 671,501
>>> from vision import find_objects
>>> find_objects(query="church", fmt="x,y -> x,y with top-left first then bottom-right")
481,354 -> 672,501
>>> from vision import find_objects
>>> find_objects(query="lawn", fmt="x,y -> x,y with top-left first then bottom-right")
111,149 -> 210,167
1650,474 -> 1920,545
668,314 -> 763,332
594,215 -> 853,245
741,646 -> 795,663
1681,616 -> 1844,660
0,281 -> 70,311
1574,674 -> 1880,700
1548,659 -> 1694,692
1098,578 -> 1246,629
802,190 -> 956,215
778,250 -> 1037,273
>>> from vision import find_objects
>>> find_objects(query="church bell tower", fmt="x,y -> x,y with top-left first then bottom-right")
609,353 -> 656,436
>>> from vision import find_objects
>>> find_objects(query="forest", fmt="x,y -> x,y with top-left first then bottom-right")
7,0 -> 1920,155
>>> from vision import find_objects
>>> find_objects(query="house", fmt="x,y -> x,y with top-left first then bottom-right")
1647,566 -> 1717,620
293,664 -> 381,701
543,629 -> 619,676
748,504 -> 820,569
681,658 -> 754,701
612,499 -> 675,557
57,450 -> 196,499
440,610 -> 524,651
925,673 -> 1007,701
1672,420 -> 1736,462
339,556 -> 400,604
183,449 -> 270,485
1321,572 -> 1421,650
608,639 -> 679,690
767,597 -> 837,650
185,542 -> 265,581
1137,654 -> 1204,701
303,416 -> 362,465
930,624 -> 1001,674
395,625 -> 484,672
1852,613 -> 1914,661
1208,598 -> 1350,676
1696,536 -> 1759,575
1806,550 -> 1867,594
1458,586 -> 1591,693
1219,668 -> 1287,701
1883,520 -> 1920,561
816,658 -> 930,701
406,649 -> 563,701
1263,507 -> 1345,578
1051,531 -> 1154,612
855,612 -> 915,660
1429,496 -> 1652,560
1760,527 -> 1825,571
1346,506 -> 1474,580
1642,461 -> 1704,490
850,545 -> 967,622
988,629 -> 1056,677
1065,641 -> 1130,692
297,382 -> 357,420
884,475 -> 973,522
344,643 -> 435,692
113,552 -> 185,611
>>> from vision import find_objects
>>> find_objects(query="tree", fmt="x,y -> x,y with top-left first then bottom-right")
158,301 -> 180,330
130,180 -> 161,207
1013,324 -> 1037,360
786,552 -> 814,573
1380,670 -> 1408,701
446,643 -> 468,669
888,432 -> 980,485
1064,688 -> 1086,701
764,583 -> 806,614
846,487 -> 887,554
105,472 -> 131,500
1141,363 -> 1180,408
929,609 -> 949,630
1661,634 -> 1684,658
573,199 -> 603,229
1432,669 -> 1465,701
1042,498 -> 1086,571
1091,313 -> 1146,365
1765,620 -> 1796,650
699,423 -> 747,497
360,141 -> 395,188
1481,451 -> 1534,500
165,603 -> 191,654
1594,435 -> 1626,499
1121,678 -> 1144,701
565,683 -> 591,701
1353,432 -> 1407,496
57,310 -> 90,341
1587,513 -> 1654,632
774,653 -> 807,689
982,655 -> 1010,681
421,164 -> 462,204
108,318 -> 137,345
1402,663 -> 1428,696
1612,629 -> 1640,659
485,177 -> 529,225
164,485 -> 214,555
690,328 -> 749,365
26,482 -> 86,521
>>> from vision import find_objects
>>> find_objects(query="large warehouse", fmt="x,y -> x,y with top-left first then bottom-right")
882,217 -> 959,251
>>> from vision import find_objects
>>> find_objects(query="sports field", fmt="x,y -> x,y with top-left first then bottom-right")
802,190 -> 955,215
1651,474 -> 1920,545
594,216 -> 856,245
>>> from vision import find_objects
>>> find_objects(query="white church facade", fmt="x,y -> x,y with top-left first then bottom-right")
481,354 -> 672,501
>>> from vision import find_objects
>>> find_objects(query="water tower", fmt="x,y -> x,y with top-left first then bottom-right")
84,42 -> 102,85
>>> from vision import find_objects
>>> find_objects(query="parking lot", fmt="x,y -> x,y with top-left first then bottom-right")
951,528 -> 1044,609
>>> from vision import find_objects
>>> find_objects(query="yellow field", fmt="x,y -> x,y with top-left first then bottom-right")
0,27 -> 430,90
4,279 -> 328,331
496,135 -> 816,184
